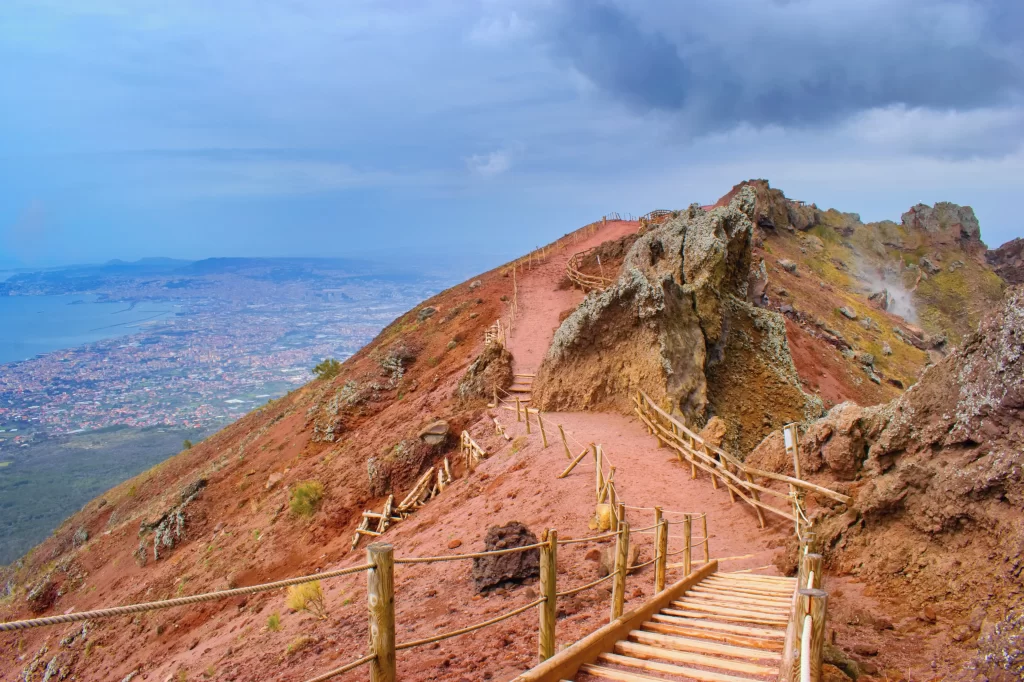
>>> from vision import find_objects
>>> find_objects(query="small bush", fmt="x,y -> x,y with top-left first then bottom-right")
289,481 -> 324,517
182,439 -> 193,450
266,612 -> 281,631
312,358 -> 342,380
286,635 -> 315,656
511,436 -> 528,455
287,581 -> 328,619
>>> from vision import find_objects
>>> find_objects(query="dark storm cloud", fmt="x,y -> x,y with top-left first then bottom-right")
546,0 -> 1024,132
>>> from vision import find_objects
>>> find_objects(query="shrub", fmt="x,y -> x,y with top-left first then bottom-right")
312,358 -> 341,380
266,612 -> 281,631
289,481 -> 324,517
182,439 -> 193,450
286,581 -> 328,619
511,436 -> 528,455
286,635 -> 315,656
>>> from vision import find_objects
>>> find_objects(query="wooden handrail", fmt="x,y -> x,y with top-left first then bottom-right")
634,391 -> 849,531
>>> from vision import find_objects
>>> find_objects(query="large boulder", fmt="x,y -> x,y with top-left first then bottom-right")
471,522 -> 540,592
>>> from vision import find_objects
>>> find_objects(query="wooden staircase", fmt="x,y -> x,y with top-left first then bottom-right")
500,372 -> 535,411
574,572 -> 796,682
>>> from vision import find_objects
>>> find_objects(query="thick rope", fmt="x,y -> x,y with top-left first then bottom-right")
395,597 -> 545,650
302,653 -> 376,682
394,542 -> 545,565
556,572 -> 614,598
557,530 -> 619,546
0,563 -> 372,632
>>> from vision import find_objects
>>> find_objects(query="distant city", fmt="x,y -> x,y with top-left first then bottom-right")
0,257 -> 449,562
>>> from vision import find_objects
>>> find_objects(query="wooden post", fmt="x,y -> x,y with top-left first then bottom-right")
493,385 -> 498,408
683,514 -> 692,576
538,529 -> 558,662
537,412 -> 548,448
701,514 -> 710,562
804,553 -> 823,590
558,425 -> 571,460
807,589 -> 827,682
608,473 -> 618,531
795,588 -> 827,682
525,406 -> 532,434
654,518 -> 668,593
558,447 -> 589,478
367,543 -> 396,682
594,446 -> 604,502
611,521 -> 629,620
516,396 -> 522,422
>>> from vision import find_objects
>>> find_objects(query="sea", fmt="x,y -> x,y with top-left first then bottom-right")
0,294 -> 175,365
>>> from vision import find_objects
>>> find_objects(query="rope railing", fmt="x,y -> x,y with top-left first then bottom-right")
394,542 -> 545,565
395,597 -> 546,651
555,573 -> 615,598
0,562 -> 374,632
303,654 -> 376,682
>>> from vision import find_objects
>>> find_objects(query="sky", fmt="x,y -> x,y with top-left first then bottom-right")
1,0 -> 1022,269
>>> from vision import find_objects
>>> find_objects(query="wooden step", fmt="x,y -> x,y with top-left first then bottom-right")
628,629 -> 782,662
508,386 -> 533,393
686,589 -> 792,607
642,621 -> 783,652
707,574 -> 795,587
589,654 -> 763,682
650,613 -> 786,640
704,578 -> 793,595
662,608 -> 789,628
673,598 -> 788,618
614,641 -> 777,676
716,573 -> 795,585
670,601 -> 789,621
514,373 -> 536,378
690,585 -> 794,602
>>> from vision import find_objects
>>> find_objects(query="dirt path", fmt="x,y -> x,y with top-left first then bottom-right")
497,219 -> 790,573
505,220 -> 639,375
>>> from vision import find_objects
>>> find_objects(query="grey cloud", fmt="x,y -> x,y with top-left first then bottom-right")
542,0 -> 1024,133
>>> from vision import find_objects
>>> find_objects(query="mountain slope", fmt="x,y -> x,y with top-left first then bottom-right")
0,182 -> 1013,681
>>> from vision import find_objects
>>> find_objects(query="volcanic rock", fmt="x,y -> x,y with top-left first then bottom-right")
471,522 -> 540,592
456,343 -> 513,404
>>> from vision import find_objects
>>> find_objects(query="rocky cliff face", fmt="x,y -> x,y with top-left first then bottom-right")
987,237 -> 1024,285
749,286 -> 1024,657
533,187 -> 821,452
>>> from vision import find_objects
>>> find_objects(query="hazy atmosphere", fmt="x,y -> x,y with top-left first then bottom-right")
2,0 -> 1022,268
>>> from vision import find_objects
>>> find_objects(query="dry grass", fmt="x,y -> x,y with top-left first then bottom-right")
286,581 -> 328,619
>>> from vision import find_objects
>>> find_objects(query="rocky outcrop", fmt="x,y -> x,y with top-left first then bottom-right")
455,343 -> 513,404
901,202 -> 985,254
987,237 -> 1024,285
751,287 -> 1024,627
534,187 -> 820,450
471,522 -> 540,592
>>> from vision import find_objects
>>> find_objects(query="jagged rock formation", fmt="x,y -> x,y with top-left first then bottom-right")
456,343 -> 513,403
533,187 -> 820,451
750,287 -> 1024,639
902,202 -> 984,254
987,237 -> 1024,285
